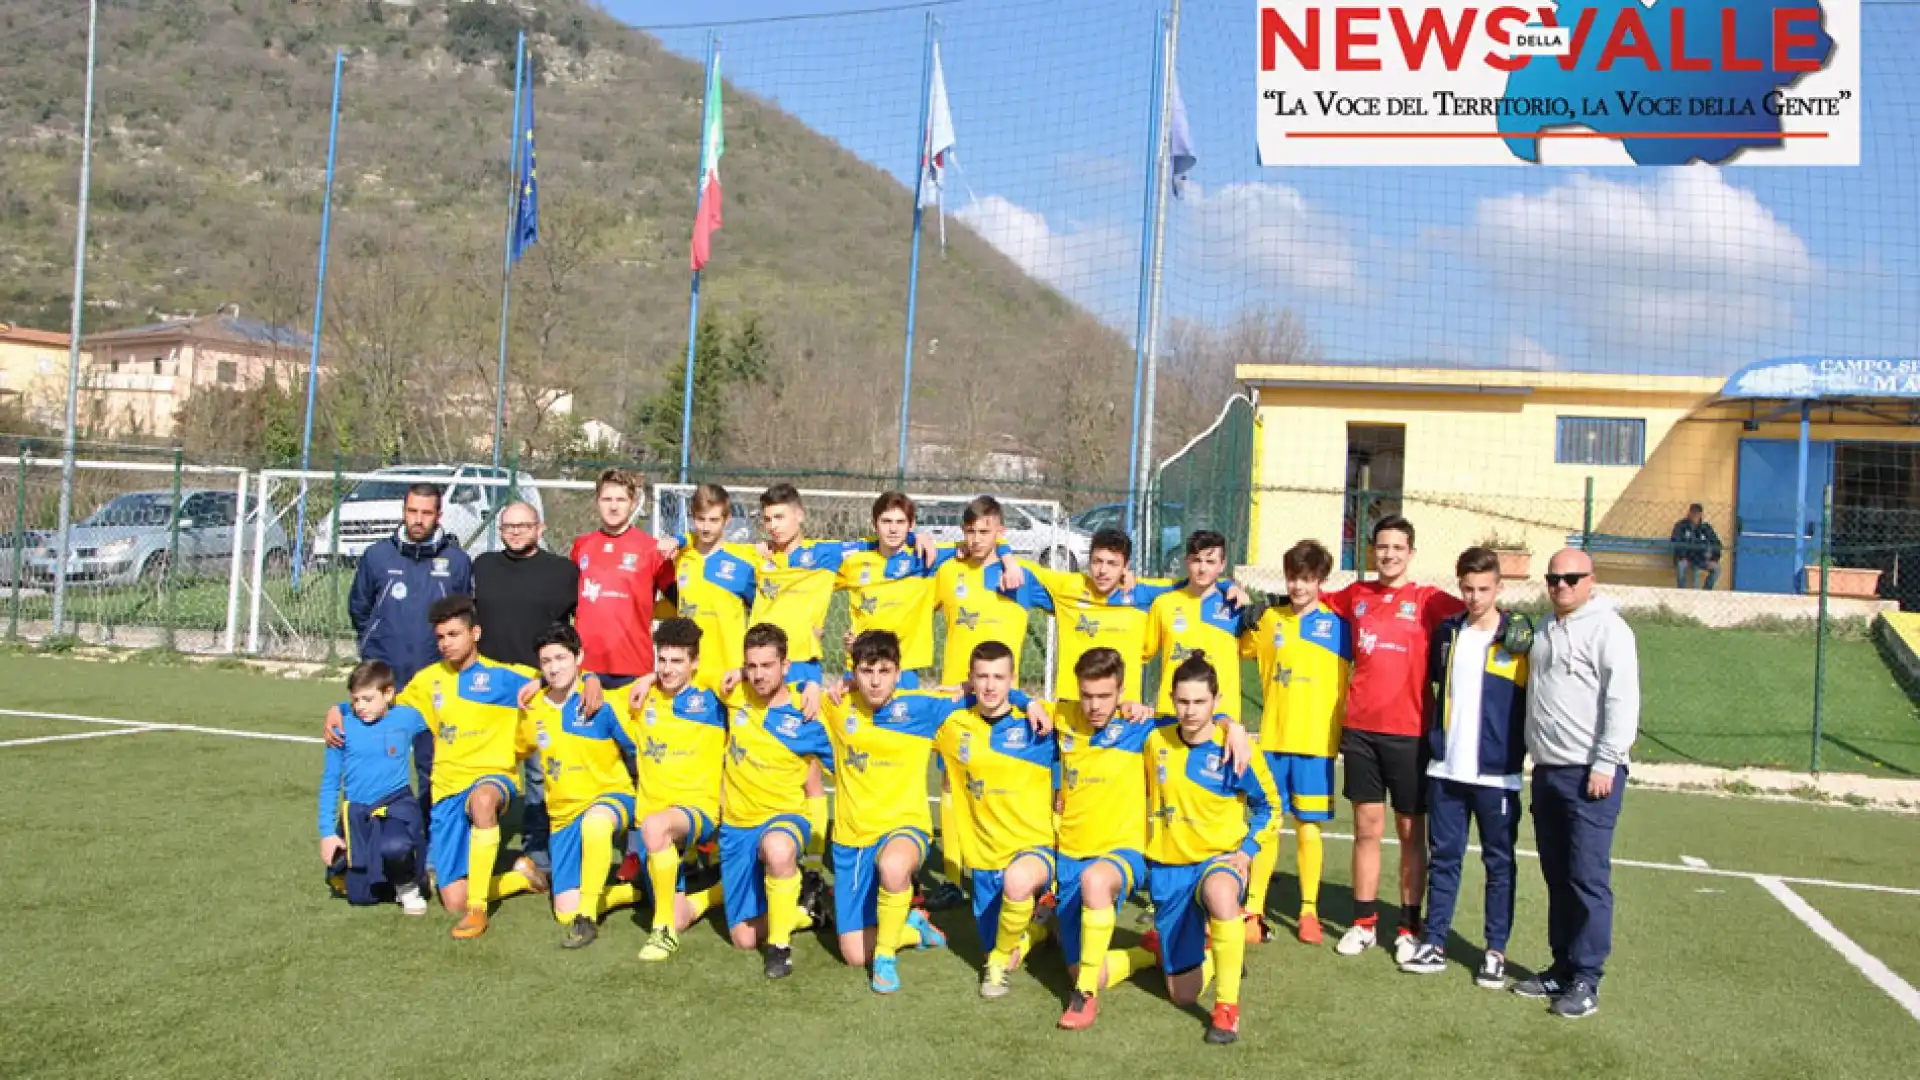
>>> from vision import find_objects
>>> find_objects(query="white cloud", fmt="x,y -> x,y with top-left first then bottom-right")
1506,333 -> 1564,371
1181,180 -> 1360,296
954,195 -> 1136,323
1464,166 -> 1816,360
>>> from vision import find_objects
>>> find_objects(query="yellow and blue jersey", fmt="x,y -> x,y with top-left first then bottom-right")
751,539 -> 866,667
1144,722 -> 1278,865
935,557 -> 1044,686
396,657 -> 540,799
316,703 -> 429,838
1146,584 -> 1255,722
720,682 -> 834,829
668,541 -> 758,675
627,683 -> 727,823
1025,566 -> 1174,701
1055,702 -> 1166,860
1241,603 -> 1351,757
932,698 -> 1058,870
820,690 -> 969,846
521,689 -> 638,829
838,547 -> 945,674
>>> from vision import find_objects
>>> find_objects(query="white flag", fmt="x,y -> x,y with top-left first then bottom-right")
919,42 -> 955,214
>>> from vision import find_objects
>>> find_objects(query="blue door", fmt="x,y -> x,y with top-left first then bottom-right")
1734,439 -> 1834,594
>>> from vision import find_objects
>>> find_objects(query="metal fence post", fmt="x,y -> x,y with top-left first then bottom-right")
8,441 -> 26,640
161,447 -> 184,650
246,470 -> 271,654
328,455 -> 345,662
221,468 -> 249,653
1583,476 -> 1595,546
1810,483 -> 1832,774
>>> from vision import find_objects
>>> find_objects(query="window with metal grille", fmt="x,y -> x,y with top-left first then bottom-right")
1556,417 -> 1645,467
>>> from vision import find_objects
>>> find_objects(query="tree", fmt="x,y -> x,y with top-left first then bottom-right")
633,312 -> 770,468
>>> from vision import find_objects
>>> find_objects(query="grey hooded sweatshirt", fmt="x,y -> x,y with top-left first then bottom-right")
1525,595 -> 1640,769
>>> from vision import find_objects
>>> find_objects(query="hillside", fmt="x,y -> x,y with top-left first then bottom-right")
0,0 -> 1133,486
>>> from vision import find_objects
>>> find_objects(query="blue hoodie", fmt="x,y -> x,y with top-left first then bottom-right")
1425,611 -> 1530,778
348,527 -> 473,686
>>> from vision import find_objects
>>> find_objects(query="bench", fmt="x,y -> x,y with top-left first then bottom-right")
1565,532 -> 1674,558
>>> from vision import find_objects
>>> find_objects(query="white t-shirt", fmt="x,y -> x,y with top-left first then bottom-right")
1428,625 -> 1523,790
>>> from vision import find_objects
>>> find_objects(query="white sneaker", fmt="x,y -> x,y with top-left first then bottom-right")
1394,929 -> 1420,965
1335,923 -> 1377,956
396,882 -> 428,916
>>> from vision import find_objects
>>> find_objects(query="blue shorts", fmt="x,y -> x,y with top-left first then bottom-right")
788,660 -> 823,688
1147,856 -> 1245,976
1266,752 -> 1337,823
1054,849 -> 1146,959
831,828 -> 930,932
549,794 -> 636,896
719,815 -> 811,928
427,775 -> 519,885
968,848 -> 1057,946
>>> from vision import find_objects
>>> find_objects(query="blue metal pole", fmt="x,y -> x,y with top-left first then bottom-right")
1794,399 -> 1811,591
491,31 -> 527,473
292,49 -> 345,593
896,13 -> 937,482
1122,11 -> 1168,554
679,34 -> 718,485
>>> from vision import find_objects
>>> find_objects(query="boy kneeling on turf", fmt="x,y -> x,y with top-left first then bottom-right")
317,660 -> 435,915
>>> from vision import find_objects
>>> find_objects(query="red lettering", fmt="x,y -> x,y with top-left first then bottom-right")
1597,8 -> 1659,71
1721,8 -> 1762,71
1773,7 -> 1823,72
1669,8 -> 1710,71
1260,6 -> 1316,72
1482,6 -> 1532,73
1335,8 -> 1382,71
1390,7 -> 1475,71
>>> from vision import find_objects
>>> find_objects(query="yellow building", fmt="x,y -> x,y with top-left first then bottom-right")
1239,360 -> 1920,601
0,322 -> 78,426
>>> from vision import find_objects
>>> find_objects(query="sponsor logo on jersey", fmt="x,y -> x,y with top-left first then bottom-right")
1063,766 -> 1080,788
545,754 -> 562,776
582,578 -> 604,603
857,596 -> 879,616
438,723 -> 457,746
431,557 -> 450,578
966,778 -> 986,801
777,712 -> 801,737
727,740 -> 749,765
1200,748 -> 1224,782
603,542 -> 614,553
1004,725 -> 1028,748
759,578 -> 779,600
844,748 -> 870,773
955,608 -> 981,630
1075,613 -> 1101,637
391,582 -> 409,601
643,737 -> 669,764
1275,666 -> 1293,687
1357,629 -> 1378,655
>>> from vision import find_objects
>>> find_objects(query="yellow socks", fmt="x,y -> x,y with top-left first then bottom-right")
685,883 -> 721,925
766,872 -> 802,948
601,883 -> 638,913
1075,905 -> 1118,994
804,795 -> 829,864
647,848 -> 681,929
1246,823 -> 1282,917
466,826 -> 501,910
578,813 -> 617,922
1210,916 -> 1247,1007
939,791 -> 967,882
1297,821 -> 1324,915
493,867 -> 536,900
874,886 -> 912,961
989,897 -> 1035,967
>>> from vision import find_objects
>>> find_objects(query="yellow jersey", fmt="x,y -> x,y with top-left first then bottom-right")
1025,566 -> 1174,701
628,683 -> 727,822
1146,585 -> 1255,722
751,539 -> 864,667
520,688 -> 638,829
933,557 -> 1043,686
397,657 -> 540,801
1144,722 -> 1278,865
820,690 -> 966,847
1241,604 -> 1350,757
932,697 -> 1057,870
668,541 -> 758,675
1055,702 -> 1164,859
838,547 -> 947,674
720,682 -> 834,830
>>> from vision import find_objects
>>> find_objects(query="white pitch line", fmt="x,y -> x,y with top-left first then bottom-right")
1680,855 -> 1710,868
0,708 -> 321,746
1758,875 -> 1920,1024
0,726 -> 158,749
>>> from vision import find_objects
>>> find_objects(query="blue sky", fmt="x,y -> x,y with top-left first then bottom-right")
600,0 -> 1917,377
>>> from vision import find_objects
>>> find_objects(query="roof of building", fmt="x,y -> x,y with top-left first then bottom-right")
85,314 -> 308,351
0,323 -> 70,348
1236,362 -> 1726,397
1719,356 -> 1920,401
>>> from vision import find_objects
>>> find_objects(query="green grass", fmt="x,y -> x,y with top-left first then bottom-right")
3,655 -> 1919,1079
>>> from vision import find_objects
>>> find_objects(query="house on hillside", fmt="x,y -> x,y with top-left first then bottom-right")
81,311 -> 310,438
904,423 -> 1044,483
0,322 -> 81,427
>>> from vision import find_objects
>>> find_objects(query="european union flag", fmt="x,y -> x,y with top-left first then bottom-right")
510,79 -> 539,263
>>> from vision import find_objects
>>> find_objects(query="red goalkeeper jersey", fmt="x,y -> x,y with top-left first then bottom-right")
570,528 -> 676,679
1322,581 -> 1463,738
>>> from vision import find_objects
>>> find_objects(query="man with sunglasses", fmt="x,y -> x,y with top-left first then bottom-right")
1515,550 -> 1639,1021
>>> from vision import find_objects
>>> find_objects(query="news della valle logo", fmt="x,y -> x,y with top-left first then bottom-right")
1255,0 -> 1859,165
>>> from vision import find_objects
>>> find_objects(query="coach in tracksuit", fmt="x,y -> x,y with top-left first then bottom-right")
1401,547 -> 1528,990
348,483 -> 474,688
1514,548 -> 1639,1020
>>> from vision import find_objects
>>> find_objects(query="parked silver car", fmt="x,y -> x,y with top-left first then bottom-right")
26,489 -> 291,587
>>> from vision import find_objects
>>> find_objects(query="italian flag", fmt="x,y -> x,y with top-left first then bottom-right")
690,54 -> 725,272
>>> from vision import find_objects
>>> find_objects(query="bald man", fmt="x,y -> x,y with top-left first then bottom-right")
1513,549 -> 1639,1020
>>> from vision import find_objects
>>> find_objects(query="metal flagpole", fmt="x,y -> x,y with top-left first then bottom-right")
51,0 -> 101,636
896,13 -> 937,482
679,33 -> 718,485
291,49 -> 346,593
1135,0 -> 1182,547
491,31 -> 528,472
1122,8 -> 1168,556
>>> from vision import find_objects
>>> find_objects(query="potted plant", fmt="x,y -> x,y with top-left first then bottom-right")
1476,529 -> 1532,579
1805,565 -> 1883,600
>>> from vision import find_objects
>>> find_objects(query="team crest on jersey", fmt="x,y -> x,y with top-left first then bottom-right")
431,557 -> 450,578
1310,620 -> 1332,639
578,555 -> 590,570
733,706 -> 750,726
1004,726 -> 1028,749
1200,749 -> 1224,781
621,553 -> 639,571
535,724 -> 552,749
1355,601 -> 1368,617
798,549 -> 816,568
954,580 -> 968,599
778,713 -> 801,737
678,571 -> 690,589
391,582 -> 409,601
431,688 -> 444,712
958,732 -> 972,764
859,567 -> 872,586
1398,601 -> 1417,620
1172,611 -> 1188,634
889,701 -> 909,721
845,713 -> 860,735
643,703 -> 659,727
470,671 -> 490,694
1272,627 -> 1286,648
717,562 -> 735,580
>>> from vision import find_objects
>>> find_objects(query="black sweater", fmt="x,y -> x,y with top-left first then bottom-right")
473,547 -> 581,669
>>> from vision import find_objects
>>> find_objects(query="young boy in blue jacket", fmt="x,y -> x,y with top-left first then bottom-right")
318,659 -> 436,914
1402,547 -> 1530,988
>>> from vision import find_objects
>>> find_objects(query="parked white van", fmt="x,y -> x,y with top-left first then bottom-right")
307,464 -> 542,567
